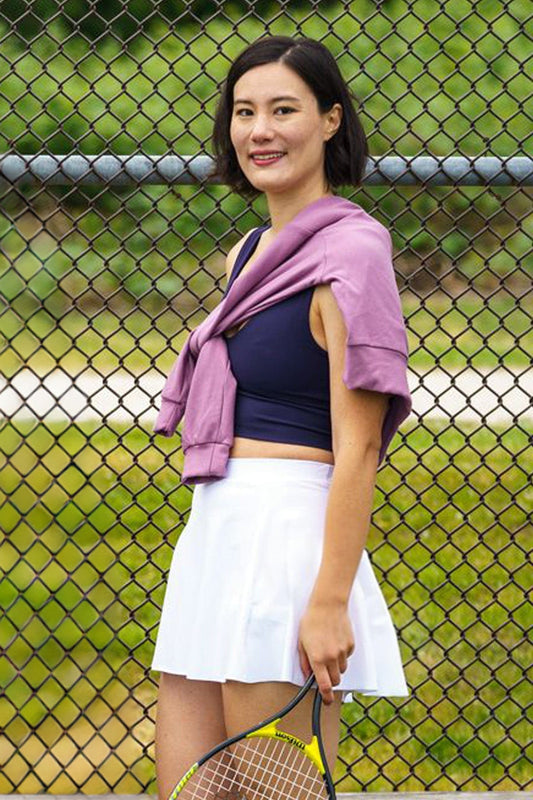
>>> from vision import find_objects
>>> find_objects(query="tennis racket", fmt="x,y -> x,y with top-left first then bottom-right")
168,673 -> 337,799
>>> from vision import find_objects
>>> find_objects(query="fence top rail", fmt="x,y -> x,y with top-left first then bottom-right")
0,154 -> 531,186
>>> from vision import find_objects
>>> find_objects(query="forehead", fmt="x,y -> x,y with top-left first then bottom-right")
233,62 -> 311,103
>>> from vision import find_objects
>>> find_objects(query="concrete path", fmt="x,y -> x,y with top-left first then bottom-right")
1,367 -> 531,425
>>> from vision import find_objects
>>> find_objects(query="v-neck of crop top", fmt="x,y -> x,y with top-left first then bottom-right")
222,225 -> 329,362
225,224 -> 270,295
222,225 -> 331,450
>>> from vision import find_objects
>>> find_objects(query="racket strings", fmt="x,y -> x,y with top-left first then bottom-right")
201,749 -> 323,800
179,734 -> 328,799
232,737 -> 322,799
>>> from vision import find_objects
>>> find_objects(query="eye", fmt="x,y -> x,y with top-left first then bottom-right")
234,106 -> 295,117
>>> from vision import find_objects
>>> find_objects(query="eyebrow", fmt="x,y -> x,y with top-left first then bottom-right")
234,95 -> 301,105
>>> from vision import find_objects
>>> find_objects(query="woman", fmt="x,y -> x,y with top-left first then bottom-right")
151,35 -> 410,800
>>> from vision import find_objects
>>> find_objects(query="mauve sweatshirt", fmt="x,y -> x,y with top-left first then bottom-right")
153,194 -> 412,485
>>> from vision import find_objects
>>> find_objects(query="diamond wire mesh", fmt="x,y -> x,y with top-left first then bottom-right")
0,1 -> 531,796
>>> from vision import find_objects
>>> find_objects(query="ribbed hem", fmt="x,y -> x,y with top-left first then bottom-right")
180,441 -> 232,484
153,398 -> 184,436
343,343 -> 411,464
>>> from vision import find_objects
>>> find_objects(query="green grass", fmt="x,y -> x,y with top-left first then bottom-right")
0,417 -> 530,792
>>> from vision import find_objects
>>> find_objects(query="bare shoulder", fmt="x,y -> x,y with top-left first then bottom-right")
313,282 -> 348,380
314,282 -> 389,457
224,227 -> 261,282
314,283 -> 347,348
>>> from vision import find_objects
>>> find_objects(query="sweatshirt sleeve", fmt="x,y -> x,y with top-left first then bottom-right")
321,222 -> 412,464
152,336 -> 194,436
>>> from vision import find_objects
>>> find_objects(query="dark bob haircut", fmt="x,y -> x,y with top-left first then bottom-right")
211,35 -> 369,199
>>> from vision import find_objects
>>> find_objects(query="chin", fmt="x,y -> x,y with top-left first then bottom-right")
252,170 -> 291,185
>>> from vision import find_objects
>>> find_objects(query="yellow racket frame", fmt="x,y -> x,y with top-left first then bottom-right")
169,675 -> 334,799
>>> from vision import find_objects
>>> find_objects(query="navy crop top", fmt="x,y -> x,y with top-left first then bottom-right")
223,225 -> 332,451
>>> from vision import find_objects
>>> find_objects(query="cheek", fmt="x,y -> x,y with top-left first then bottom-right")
290,121 -> 318,149
230,122 -> 245,150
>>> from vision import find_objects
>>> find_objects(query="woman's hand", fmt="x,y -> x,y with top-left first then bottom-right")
297,599 -> 355,705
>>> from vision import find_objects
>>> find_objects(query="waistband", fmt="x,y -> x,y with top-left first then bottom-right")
225,456 -> 334,482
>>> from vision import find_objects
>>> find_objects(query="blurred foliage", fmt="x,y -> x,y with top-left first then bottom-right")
0,0 -> 530,317
0,0 -> 337,45
0,0 -> 529,155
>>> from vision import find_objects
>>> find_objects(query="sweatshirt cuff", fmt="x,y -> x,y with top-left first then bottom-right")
180,441 -> 232,485
343,343 -> 412,463
153,397 -> 185,437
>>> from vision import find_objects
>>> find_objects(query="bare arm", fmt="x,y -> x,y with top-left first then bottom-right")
297,283 -> 390,702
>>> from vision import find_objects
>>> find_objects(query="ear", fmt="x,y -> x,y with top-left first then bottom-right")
325,103 -> 343,140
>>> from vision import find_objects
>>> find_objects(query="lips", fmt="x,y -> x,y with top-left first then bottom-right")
250,152 -> 286,164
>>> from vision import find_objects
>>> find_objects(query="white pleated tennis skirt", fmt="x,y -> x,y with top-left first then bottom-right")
151,457 -> 409,704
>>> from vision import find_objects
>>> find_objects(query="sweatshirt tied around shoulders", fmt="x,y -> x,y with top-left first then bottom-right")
153,194 -> 412,485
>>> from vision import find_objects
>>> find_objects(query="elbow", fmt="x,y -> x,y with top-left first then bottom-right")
333,436 -> 382,468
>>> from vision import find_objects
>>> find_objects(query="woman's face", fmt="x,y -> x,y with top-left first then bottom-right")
229,62 -> 342,197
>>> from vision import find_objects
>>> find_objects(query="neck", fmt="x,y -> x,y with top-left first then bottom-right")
265,186 -> 335,236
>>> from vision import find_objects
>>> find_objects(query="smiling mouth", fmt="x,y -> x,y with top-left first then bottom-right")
250,152 -> 286,164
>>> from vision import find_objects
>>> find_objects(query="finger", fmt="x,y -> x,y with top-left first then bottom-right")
313,663 -> 334,705
329,665 -> 342,687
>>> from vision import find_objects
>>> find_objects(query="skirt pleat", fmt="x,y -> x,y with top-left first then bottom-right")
151,457 -> 409,704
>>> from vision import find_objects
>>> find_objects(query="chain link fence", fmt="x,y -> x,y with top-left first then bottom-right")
0,1 -> 531,796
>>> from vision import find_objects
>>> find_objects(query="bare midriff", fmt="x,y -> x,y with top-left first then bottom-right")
229,436 -> 334,464
226,228 -> 334,466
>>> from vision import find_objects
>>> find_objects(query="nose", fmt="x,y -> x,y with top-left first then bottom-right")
249,113 -> 275,140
